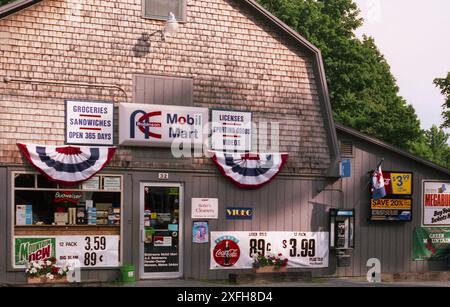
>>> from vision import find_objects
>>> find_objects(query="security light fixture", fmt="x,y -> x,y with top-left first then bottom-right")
150,12 -> 179,42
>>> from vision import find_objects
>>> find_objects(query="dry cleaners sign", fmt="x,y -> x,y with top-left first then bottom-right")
119,103 -> 208,147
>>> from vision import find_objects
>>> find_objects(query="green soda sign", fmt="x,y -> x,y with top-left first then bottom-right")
15,237 -> 56,265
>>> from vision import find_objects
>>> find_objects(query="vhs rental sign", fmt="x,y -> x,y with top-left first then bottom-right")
119,103 -> 209,147
210,231 -> 329,269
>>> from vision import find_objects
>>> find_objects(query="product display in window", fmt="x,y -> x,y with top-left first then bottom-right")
13,174 -> 121,227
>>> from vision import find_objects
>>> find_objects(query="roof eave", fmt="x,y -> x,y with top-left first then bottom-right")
0,0 -> 41,19
336,123 -> 450,176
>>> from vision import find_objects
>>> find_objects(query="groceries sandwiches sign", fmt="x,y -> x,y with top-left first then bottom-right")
119,103 -> 209,147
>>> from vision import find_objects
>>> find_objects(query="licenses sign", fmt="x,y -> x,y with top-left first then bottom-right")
191,198 -> 218,219
65,100 -> 114,146
211,109 -> 252,152
119,103 -> 208,147
422,181 -> 450,226
14,236 -> 120,268
210,231 -> 329,269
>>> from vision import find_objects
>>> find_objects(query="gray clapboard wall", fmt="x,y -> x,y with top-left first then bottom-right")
337,129 -> 450,277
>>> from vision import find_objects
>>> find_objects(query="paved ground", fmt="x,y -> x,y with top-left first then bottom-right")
4,276 -> 450,287
121,277 -> 450,287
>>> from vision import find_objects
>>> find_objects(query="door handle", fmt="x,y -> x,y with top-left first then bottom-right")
141,229 -> 146,243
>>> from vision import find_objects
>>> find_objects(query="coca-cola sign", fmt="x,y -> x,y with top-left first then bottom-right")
212,236 -> 240,267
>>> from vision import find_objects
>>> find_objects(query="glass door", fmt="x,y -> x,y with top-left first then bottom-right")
139,183 -> 183,279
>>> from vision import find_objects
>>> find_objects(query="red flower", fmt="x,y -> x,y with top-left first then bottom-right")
51,266 -> 59,274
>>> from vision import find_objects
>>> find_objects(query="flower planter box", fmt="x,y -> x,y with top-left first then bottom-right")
253,266 -> 287,273
27,276 -> 67,284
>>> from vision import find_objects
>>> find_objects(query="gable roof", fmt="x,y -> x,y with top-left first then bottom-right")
0,0 -> 340,177
336,123 -> 450,176
0,0 -> 40,19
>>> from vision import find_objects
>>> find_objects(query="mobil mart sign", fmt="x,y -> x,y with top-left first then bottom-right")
119,103 -> 208,147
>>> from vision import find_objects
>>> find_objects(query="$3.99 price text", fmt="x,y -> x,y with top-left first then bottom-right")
249,236 -> 316,258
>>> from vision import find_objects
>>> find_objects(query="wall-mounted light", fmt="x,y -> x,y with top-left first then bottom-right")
149,12 -> 179,42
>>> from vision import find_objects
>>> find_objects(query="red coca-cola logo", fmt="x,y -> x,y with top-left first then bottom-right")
213,239 -> 240,267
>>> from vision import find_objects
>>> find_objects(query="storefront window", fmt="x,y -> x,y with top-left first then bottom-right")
13,172 -> 122,269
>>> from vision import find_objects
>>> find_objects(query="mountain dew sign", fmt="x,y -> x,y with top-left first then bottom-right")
413,227 -> 450,260
15,237 -> 56,265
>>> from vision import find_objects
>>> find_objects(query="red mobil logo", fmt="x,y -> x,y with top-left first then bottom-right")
130,110 -> 162,139
213,236 -> 240,267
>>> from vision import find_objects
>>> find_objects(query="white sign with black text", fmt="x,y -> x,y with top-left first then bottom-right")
211,109 -> 252,152
191,198 -> 218,219
210,231 -> 329,269
65,100 -> 114,146
56,235 -> 120,267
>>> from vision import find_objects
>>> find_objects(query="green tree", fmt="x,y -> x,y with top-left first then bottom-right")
434,72 -> 450,128
257,0 -> 422,149
0,0 -> 14,6
411,125 -> 450,168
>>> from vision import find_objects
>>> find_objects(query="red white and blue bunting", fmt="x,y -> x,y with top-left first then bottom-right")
17,143 -> 116,185
210,151 -> 288,189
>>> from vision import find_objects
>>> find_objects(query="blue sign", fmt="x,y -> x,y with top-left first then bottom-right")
226,207 -> 253,220
340,159 -> 351,178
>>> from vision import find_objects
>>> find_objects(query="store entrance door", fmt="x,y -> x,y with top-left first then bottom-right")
139,183 -> 183,279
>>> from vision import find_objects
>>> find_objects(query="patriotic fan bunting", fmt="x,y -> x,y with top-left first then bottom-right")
17,143 -> 116,185
210,151 -> 288,189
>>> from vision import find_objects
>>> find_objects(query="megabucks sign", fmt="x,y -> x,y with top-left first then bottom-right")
119,103 -> 209,147
422,181 -> 450,226
210,231 -> 329,269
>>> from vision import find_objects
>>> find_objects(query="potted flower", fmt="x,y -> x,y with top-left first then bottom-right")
25,257 -> 70,284
252,253 -> 288,273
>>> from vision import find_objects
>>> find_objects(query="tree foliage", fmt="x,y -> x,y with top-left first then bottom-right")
257,0 -> 422,149
0,0 -> 14,6
434,72 -> 450,128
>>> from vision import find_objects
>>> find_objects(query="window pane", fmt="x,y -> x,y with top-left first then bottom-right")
145,0 -> 183,20
37,174 -> 58,189
14,190 -> 121,226
14,174 -> 35,188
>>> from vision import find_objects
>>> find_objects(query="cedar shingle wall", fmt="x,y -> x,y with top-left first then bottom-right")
0,0 -> 331,174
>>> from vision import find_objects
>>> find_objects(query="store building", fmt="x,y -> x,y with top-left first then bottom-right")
0,0 -> 449,283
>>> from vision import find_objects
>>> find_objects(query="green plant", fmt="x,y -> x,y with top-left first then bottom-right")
252,253 -> 288,269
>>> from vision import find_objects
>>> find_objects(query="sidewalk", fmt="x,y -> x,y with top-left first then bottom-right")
4,273 -> 450,287
121,277 -> 450,287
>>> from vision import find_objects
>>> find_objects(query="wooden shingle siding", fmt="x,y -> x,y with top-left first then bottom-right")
0,0 -> 333,175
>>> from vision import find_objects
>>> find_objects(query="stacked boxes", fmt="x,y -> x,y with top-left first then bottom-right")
87,207 -> 97,225
108,208 -> 121,225
16,204 -> 32,225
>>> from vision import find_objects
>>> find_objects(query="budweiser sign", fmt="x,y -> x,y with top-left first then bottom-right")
54,191 -> 82,204
212,236 -> 240,267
